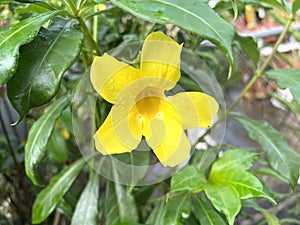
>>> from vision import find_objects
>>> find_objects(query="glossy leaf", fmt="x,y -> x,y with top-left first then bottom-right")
7,19 -> 83,120
25,96 -> 69,186
204,183 -> 240,225
234,34 -> 259,68
111,0 -> 235,78
161,192 -> 191,225
0,11 -> 56,87
233,114 -> 300,189
212,149 -> 257,172
292,0 -> 300,15
192,194 -> 227,225
170,165 -> 206,192
105,181 -> 138,225
146,199 -> 165,225
71,172 -> 100,225
266,69 -> 300,104
210,169 -> 275,203
32,158 -> 86,224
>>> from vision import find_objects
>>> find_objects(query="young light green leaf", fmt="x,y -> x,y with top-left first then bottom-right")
7,19 -> 83,120
71,172 -> 100,225
262,211 -> 280,225
32,158 -> 86,224
111,0 -> 235,78
0,11 -> 57,87
204,183 -> 240,225
192,194 -> 227,225
233,114 -> 300,189
161,192 -> 191,225
234,34 -> 259,68
104,181 -> 138,225
210,169 -> 275,204
266,69 -> 300,104
146,199 -> 165,225
292,0 -> 300,15
212,149 -> 257,172
171,165 -> 206,192
25,96 -> 69,186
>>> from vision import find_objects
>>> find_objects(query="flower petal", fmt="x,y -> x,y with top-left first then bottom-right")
142,98 -> 190,167
141,31 -> 182,90
168,92 -> 219,129
94,104 -> 142,155
90,53 -> 140,104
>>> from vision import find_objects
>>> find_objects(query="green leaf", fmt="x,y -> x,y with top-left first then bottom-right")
233,114 -> 300,189
170,165 -> 207,192
212,149 -> 257,172
243,0 -> 287,13
263,211 -> 280,225
192,194 -> 227,225
204,183 -> 240,225
161,192 -> 191,225
265,69 -> 300,104
0,11 -> 56,87
71,172 -> 100,225
146,199 -> 165,225
105,181 -> 138,225
292,0 -> 300,15
32,158 -> 86,224
25,96 -> 69,186
234,34 -> 259,68
57,198 -> 73,219
210,169 -> 275,204
47,128 -> 68,163
111,0 -> 235,78
254,167 -> 289,183
191,146 -> 219,172
7,18 -> 83,120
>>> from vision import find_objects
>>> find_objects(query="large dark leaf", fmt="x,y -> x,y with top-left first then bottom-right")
111,0 -> 235,77
233,114 -> 300,189
7,19 -> 83,120
25,96 -> 69,185
265,69 -> 300,104
0,11 -> 56,86
32,158 -> 87,224
71,172 -> 100,225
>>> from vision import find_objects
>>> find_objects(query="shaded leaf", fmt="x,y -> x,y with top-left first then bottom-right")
171,165 -> 207,192
57,198 -> 73,219
0,11 -> 56,86
111,0 -> 235,78
191,146 -> 219,172
7,19 -> 83,120
146,199 -> 165,225
161,192 -> 191,225
192,194 -> 227,225
32,158 -> 86,224
71,172 -> 100,225
292,0 -> 300,15
47,128 -> 68,163
232,114 -> 300,189
25,96 -> 69,185
204,183 -> 240,225
266,69 -> 300,104
262,211 -> 280,225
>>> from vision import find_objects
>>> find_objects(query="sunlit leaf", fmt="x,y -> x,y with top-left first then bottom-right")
111,0 -> 235,78
170,165 -> 206,192
232,114 -> 300,189
32,158 -> 86,224
292,0 -> 300,15
25,96 -> 69,186
7,18 -> 83,120
0,11 -> 56,87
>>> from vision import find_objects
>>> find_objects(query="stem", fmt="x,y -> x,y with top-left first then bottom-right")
225,17 -> 293,116
93,5 -> 98,45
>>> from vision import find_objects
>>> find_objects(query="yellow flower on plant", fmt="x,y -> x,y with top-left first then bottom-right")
90,31 -> 219,167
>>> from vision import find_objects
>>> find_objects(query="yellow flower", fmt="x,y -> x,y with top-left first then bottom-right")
90,31 -> 219,167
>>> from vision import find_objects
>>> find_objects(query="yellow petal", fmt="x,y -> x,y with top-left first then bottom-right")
141,97 -> 190,167
94,104 -> 142,155
90,53 -> 141,104
168,92 -> 219,129
141,31 -> 182,90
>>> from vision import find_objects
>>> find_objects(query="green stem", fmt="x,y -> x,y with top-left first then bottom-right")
63,0 -> 77,15
93,5 -> 98,45
225,17 -> 293,116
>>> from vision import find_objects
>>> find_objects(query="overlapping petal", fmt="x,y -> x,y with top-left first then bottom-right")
90,53 -> 141,104
168,92 -> 219,129
141,32 -> 182,91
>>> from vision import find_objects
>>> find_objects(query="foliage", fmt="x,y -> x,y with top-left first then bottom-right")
0,0 -> 300,224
